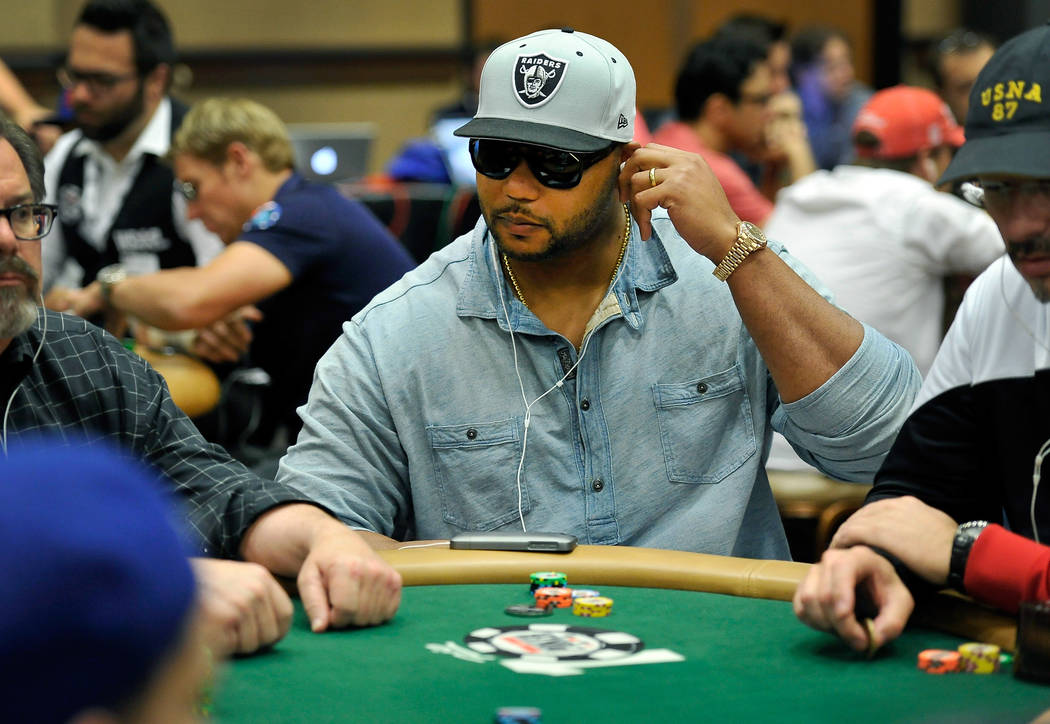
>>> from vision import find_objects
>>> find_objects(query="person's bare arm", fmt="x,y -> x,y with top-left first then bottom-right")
82,241 -> 292,329
621,143 -> 863,402
0,59 -> 49,131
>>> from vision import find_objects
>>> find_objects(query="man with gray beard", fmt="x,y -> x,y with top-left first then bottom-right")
0,115 -> 402,656
794,23 -> 1050,655
0,238 -> 38,337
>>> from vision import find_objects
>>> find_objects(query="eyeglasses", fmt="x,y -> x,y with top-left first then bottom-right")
468,139 -> 617,189
961,179 -> 1050,211
937,30 -> 986,56
56,65 -> 138,94
0,203 -> 58,241
173,180 -> 198,202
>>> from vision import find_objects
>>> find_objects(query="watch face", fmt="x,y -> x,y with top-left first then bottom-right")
739,221 -> 767,246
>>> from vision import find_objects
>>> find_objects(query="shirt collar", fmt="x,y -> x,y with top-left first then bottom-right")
456,210 -> 679,332
72,97 -> 172,163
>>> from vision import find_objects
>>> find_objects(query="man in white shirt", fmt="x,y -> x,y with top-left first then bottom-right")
41,0 -> 221,307
765,85 -> 1004,471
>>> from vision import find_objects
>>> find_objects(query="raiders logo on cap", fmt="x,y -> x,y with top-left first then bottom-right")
514,53 -> 568,108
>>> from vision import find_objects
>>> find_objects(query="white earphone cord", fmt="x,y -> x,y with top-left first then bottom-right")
1,297 -> 47,457
491,213 -> 631,533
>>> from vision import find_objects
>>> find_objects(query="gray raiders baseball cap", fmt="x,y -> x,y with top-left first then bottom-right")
454,27 -> 636,152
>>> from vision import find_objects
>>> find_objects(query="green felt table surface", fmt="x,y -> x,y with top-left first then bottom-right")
213,584 -> 1050,723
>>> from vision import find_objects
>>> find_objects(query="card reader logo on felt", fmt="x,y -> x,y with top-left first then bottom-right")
514,54 -> 567,108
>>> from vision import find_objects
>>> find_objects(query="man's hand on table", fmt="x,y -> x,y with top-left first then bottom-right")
297,521 -> 403,631
190,557 -> 294,657
793,545 -> 914,653
239,503 -> 402,634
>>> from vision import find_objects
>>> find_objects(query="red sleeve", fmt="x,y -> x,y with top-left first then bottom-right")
963,524 -> 1050,613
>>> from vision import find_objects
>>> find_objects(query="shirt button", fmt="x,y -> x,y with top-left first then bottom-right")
466,428 -> 477,440
696,382 -> 708,394
580,398 -> 591,411
592,478 -> 604,492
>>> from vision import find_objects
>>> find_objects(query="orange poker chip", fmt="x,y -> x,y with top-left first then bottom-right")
534,586 -> 573,608
918,649 -> 960,674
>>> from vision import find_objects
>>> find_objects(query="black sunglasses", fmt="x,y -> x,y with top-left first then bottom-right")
468,139 -> 618,189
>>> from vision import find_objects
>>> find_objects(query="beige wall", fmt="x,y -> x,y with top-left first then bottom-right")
3,0 -> 972,173
0,0 -> 462,48
474,0 -> 878,110
2,0 -> 465,175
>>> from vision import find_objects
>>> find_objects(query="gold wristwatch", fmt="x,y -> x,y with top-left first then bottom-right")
712,221 -> 767,281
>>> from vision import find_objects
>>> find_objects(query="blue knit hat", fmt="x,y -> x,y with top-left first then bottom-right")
0,440 -> 197,723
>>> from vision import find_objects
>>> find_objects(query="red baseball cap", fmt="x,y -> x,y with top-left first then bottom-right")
852,85 -> 966,159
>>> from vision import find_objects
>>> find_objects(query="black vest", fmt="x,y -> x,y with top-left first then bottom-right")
55,99 -> 197,284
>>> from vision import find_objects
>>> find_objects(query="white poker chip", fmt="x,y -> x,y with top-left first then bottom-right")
464,624 -> 643,661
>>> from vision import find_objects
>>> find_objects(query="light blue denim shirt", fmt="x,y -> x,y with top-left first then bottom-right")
278,209 -> 920,559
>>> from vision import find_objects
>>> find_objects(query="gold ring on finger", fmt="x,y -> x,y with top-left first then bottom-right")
649,167 -> 658,188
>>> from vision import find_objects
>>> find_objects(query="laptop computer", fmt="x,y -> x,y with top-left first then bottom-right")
286,123 -> 376,183
430,116 -> 476,187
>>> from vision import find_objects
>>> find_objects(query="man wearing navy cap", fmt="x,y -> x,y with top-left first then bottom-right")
0,115 -> 401,656
0,442 -> 209,723
795,22 -> 1050,653
277,29 -> 919,558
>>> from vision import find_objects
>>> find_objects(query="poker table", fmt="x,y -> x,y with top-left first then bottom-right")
213,545 -> 1050,723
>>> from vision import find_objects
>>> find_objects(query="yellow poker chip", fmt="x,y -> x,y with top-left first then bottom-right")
573,596 -> 613,617
958,642 -> 1001,674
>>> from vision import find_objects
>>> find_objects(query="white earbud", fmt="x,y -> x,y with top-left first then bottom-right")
1032,438 -> 1050,544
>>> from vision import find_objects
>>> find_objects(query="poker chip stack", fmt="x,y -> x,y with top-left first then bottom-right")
572,596 -> 614,618
957,643 -> 1001,673
917,642 -> 1005,675
917,649 -> 960,674
529,572 -> 566,593
534,587 -> 573,608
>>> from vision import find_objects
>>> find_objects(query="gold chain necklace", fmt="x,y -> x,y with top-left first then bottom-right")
503,203 -> 631,310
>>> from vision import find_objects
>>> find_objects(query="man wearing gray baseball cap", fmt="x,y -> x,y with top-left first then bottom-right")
277,28 -> 919,558
795,22 -> 1050,655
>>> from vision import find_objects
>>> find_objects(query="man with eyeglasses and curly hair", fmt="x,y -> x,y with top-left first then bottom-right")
275,28 -> 920,559
40,0 -> 222,324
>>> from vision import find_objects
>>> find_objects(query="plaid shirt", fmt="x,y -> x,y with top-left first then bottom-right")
0,310 -> 311,557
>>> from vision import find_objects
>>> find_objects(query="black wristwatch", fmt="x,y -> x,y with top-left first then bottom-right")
947,520 -> 989,593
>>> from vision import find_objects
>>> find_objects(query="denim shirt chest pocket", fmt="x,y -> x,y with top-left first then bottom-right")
652,365 -> 756,484
426,417 -> 528,531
